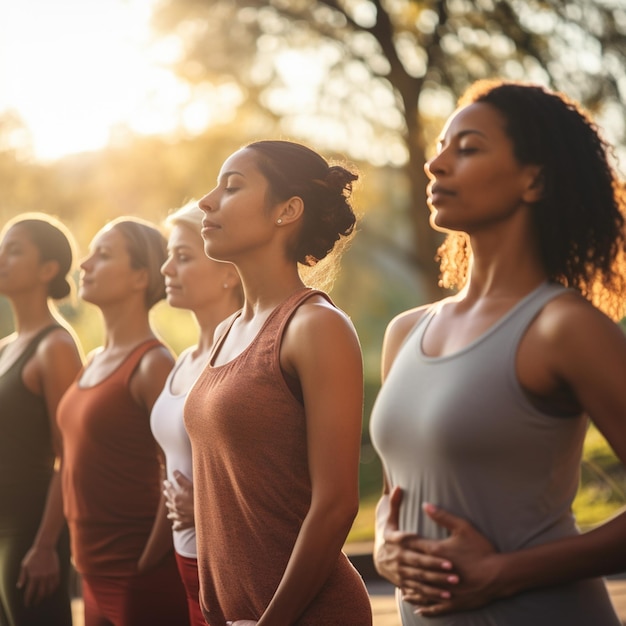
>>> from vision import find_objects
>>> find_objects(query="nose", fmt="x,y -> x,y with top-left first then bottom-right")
425,152 -> 444,179
79,255 -> 92,271
160,255 -> 174,276
198,189 -> 217,213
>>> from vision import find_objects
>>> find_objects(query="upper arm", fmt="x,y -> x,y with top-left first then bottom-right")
37,330 -> 83,452
537,297 -> 626,462
381,307 -> 428,382
131,346 -> 175,413
282,300 -> 363,508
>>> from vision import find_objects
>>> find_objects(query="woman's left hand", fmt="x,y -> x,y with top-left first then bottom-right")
403,503 -> 502,616
164,471 -> 195,531
17,545 -> 60,606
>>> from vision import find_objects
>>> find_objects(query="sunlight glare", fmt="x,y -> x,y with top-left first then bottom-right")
0,0 -> 189,161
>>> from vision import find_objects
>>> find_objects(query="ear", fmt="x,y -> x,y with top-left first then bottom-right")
275,196 -> 304,226
132,267 -> 150,293
38,259 -> 60,285
222,264 -> 241,289
522,166 -> 544,204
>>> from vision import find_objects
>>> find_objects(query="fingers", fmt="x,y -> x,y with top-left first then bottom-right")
422,502 -> 466,533
387,486 -> 403,532
173,470 -> 192,489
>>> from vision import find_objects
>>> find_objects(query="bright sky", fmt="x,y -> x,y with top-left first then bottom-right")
0,0 -> 209,161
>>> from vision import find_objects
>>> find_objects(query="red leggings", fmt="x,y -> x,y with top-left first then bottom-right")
81,552 -> 189,626
175,553 -> 207,626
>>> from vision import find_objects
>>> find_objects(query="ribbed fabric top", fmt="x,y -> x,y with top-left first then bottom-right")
0,325 -> 60,531
58,339 -> 164,576
150,347 -> 197,558
370,282 -> 620,625
185,288 -> 371,626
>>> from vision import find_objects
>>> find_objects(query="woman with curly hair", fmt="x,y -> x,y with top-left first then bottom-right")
370,80 -> 626,625
185,140 -> 372,625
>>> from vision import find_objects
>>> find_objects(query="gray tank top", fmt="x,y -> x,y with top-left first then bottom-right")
370,282 -> 621,625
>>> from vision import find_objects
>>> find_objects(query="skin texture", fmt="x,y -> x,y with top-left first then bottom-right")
197,146 -> 364,626
0,222 -> 83,609
374,101 -> 626,617
159,221 -> 242,532
78,223 -> 175,573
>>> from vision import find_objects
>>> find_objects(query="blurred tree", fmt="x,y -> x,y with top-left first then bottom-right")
151,0 -> 626,296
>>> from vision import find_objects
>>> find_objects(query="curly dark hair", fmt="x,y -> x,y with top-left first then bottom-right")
437,80 -> 626,320
246,140 -> 359,267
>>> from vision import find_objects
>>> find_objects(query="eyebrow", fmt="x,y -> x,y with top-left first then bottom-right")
437,128 -> 488,148
218,169 -> 245,182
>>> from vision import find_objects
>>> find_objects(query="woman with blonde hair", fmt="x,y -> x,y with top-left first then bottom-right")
151,201 -> 242,625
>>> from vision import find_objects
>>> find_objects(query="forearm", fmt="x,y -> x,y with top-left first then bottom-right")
31,470 -> 66,549
256,502 -> 357,626
138,492 -> 174,571
492,509 -> 626,599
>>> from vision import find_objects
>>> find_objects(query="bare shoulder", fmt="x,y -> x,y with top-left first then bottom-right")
290,293 -> 355,334
137,343 -> 175,373
381,303 -> 433,380
38,326 -> 81,357
533,290 -> 624,345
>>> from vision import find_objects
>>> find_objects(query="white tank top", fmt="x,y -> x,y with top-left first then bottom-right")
150,347 -> 198,558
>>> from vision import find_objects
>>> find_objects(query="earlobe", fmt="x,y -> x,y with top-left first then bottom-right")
523,167 -> 544,204
276,197 -> 304,225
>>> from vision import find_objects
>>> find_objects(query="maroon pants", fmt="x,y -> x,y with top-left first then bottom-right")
175,552 -> 207,626
81,552 -> 189,626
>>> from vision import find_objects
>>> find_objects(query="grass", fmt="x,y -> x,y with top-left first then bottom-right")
347,423 -> 626,544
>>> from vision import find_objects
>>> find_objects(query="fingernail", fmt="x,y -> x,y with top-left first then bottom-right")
447,574 -> 459,584
441,560 -> 453,570
441,590 -> 451,598
422,502 -> 437,514
413,608 -> 423,615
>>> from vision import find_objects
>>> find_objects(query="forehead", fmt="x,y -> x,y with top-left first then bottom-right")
168,223 -> 202,247
440,102 -> 509,143
2,224 -> 34,244
91,225 -> 127,249
218,147 -> 263,179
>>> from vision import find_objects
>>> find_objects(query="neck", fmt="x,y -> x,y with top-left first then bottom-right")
7,293 -> 57,336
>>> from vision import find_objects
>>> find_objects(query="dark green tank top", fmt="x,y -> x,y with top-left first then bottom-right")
0,326 -> 62,528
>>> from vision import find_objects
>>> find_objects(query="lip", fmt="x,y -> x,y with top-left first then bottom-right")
427,182 -> 456,206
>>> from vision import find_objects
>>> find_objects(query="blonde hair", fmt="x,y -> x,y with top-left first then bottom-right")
165,200 -> 204,233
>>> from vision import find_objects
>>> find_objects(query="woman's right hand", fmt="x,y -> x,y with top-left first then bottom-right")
374,487 -> 459,602
163,471 -> 195,531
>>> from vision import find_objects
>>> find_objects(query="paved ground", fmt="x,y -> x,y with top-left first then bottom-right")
71,577 -> 626,626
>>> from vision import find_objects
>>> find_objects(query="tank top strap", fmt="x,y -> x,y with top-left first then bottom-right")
266,288 -> 333,338
2,324 -> 63,369
118,339 -> 164,387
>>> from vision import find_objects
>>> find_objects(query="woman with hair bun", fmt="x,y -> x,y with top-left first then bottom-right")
185,140 -> 372,625
57,217 -> 189,626
0,213 -> 83,626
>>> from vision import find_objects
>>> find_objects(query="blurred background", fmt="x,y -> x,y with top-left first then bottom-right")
1,0 -> 625,542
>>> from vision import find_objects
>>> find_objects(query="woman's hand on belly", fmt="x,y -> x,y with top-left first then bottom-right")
375,487 -> 461,601
405,502 -> 503,616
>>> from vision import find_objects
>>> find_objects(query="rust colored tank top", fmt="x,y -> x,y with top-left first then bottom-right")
185,289 -> 372,626
58,339 -> 164,576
